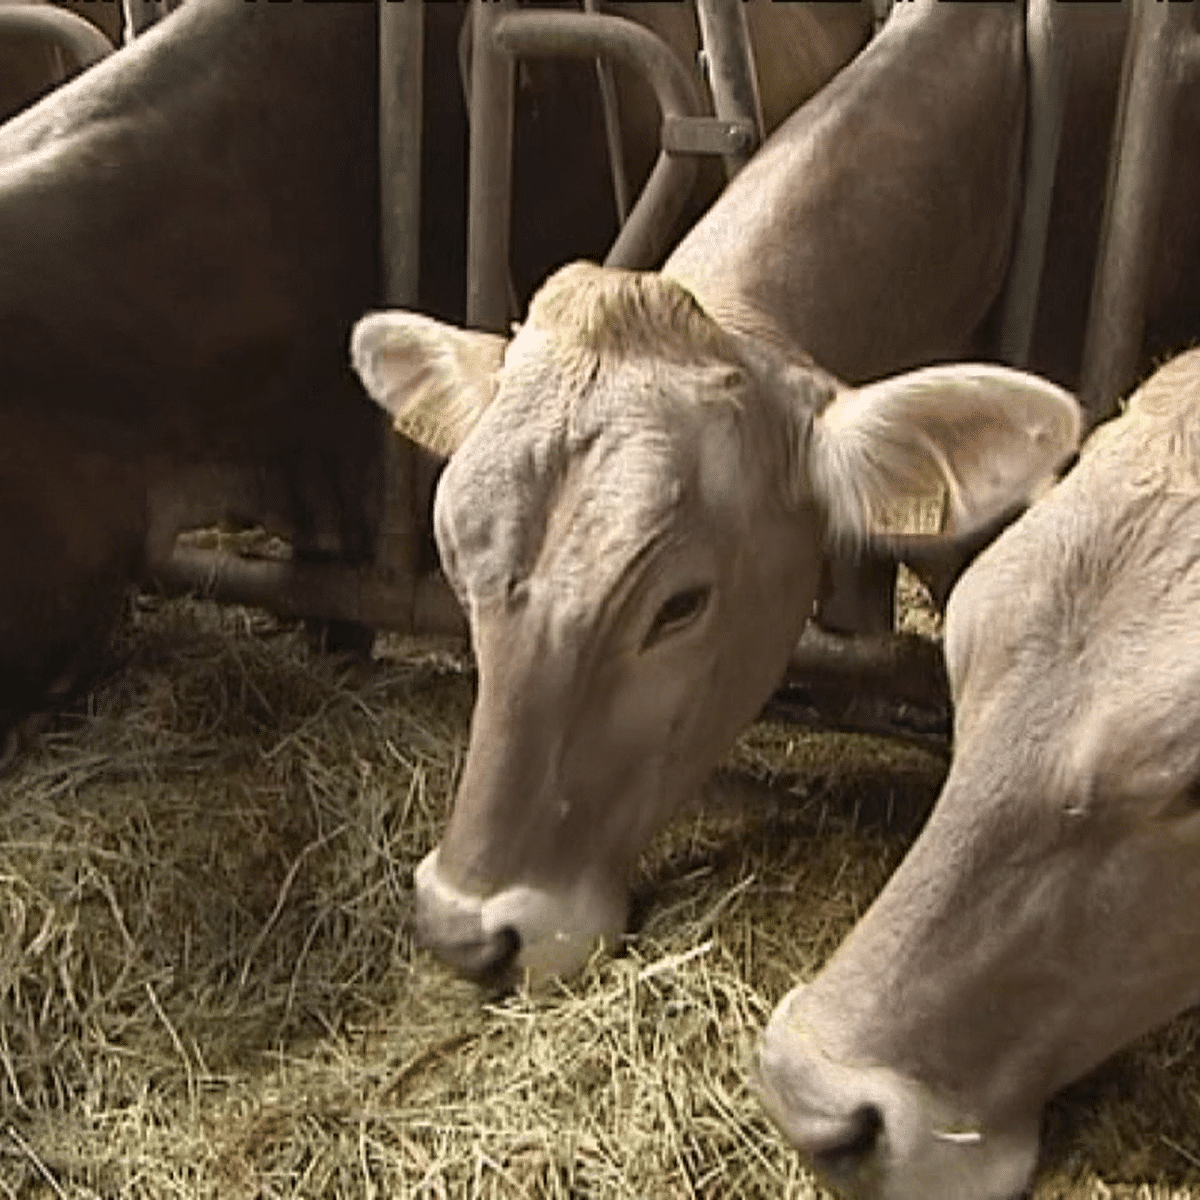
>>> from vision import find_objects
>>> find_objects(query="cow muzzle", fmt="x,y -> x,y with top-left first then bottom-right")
412,847 -> 627,983
757,985 -> 1040,1200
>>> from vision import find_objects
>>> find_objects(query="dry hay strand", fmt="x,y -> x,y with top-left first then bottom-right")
0,596 -> 1196,1198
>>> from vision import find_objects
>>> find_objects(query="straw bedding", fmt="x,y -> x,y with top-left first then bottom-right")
1,593 -> 1198,1198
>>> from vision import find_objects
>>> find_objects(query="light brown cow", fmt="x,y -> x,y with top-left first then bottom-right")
351,0 -> 1092,983
353,261 -> 1078,981
758,347 -> 1200,1199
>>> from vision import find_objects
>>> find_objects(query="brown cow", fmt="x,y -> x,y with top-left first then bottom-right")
352,0 -> 1200,988
353,260 -> 1078,981
758,347 -> 1200,1200
0,0 -> 868,755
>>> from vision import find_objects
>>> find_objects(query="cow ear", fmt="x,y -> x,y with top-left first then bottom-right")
807,363 -> 1081,543
350,311 -> 508,458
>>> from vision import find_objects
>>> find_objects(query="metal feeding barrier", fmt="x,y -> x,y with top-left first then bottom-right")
145,0 -> 1200,734
463,0 -> 764,333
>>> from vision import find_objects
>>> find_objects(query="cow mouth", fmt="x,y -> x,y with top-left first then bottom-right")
418,922 -> 522,987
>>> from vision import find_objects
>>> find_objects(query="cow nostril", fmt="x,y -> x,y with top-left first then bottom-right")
491,924 -> 521,970
811,1103 -> 883,1175
464,923 -> 522,987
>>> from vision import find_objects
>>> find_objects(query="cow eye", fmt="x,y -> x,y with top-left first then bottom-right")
642,585 -> 711,650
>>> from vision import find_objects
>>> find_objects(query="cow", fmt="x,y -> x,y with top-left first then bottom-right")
0,0 -> 870,758
351,0 -> 1105,984
757,346 -> 1200,1200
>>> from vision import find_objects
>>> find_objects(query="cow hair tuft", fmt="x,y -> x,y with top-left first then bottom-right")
525,262 -> 737,385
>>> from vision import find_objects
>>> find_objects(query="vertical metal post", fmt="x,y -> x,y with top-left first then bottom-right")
466,0 -> 516,333
584,0 -> 632,226
377,0 -> 426,630
1079,0 -> 1187,425
380,0 -> 424,308
693,0 -> 764,179
996,0 -> 1068,368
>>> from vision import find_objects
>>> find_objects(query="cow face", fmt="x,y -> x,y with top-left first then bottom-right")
759,349 -> 1200,1200
352,262 -> 1079,984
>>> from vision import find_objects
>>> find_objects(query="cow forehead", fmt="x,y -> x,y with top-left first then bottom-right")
438,327 -> 748,611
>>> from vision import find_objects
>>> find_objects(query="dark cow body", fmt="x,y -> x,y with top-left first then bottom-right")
0,0 -> 869,747
0,0 -> 384,741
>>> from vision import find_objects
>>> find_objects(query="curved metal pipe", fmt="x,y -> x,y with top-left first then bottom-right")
493,9 -> 705,271
0,4 -> 113,70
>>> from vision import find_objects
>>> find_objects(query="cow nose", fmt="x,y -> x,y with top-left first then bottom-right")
412,849 -> 522,983
808,1102 -> 884,1175
757,1017 -> 885,1172
435,923 -> 522,983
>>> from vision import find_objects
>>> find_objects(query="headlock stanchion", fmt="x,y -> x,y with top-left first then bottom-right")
583,0 -> 633,226
466,0 -> 770,331
465,0 -> 516,335
491,8 -> 705,275
0,4 -> 113,69
1080,0 -> 1200,427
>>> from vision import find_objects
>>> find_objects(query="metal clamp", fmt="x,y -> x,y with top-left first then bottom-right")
661,114 -> 757,158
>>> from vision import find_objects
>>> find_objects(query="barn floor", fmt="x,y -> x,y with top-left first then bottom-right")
1,597 -> 1199,1198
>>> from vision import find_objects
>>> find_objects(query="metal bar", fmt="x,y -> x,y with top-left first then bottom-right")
0,4 -> 113,68
584,0 -> 632,227
693,0 -> 764,179
157,549 -> 468,638
996,0 -> 1068,368
466,0 -> 516,333
376,0 -> 426,635
493,9 -> 705,270
122,0 -> 160,43
1079,0 -> 1191,426
661,114 -> 755,157
380,0 -> 424,308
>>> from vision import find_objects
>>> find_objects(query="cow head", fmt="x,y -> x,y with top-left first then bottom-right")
758,349 -> 1200,1199
351,262 -> 1079,984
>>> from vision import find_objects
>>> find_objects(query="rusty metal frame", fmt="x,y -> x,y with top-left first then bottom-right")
372,0 -> 427,638
466,0 -> 516,333
1079,0 -> 1200,426
0,4 -> 113,68
163,547 -> 466,638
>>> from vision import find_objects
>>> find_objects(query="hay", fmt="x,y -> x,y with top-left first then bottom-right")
0,596 -> 1197,1198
